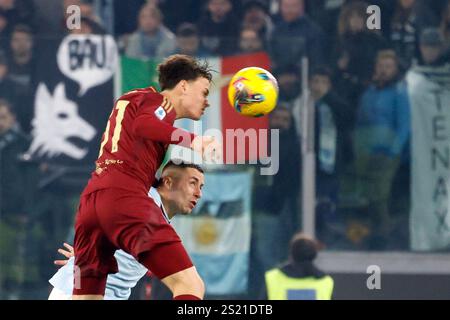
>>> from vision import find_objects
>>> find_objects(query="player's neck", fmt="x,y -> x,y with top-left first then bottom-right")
164,202 -> 177,219
160,90 -> 182,119
158,190 -> 176,219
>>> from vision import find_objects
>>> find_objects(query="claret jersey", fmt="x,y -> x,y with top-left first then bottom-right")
83,87 -> 195,195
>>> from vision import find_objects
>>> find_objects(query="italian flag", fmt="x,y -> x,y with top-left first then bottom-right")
115,52 -> 272,164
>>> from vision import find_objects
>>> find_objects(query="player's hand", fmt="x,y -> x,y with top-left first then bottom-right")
54,243 -> 74,267
190,136 -> 222,162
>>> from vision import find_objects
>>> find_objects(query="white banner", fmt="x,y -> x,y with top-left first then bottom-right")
407,65 -> 450,251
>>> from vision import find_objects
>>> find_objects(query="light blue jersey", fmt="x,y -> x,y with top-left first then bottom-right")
49,188 -> 170,300
49,250 -> 148,300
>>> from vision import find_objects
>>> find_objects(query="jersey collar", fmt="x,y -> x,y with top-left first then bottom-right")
148,187 -> 171,223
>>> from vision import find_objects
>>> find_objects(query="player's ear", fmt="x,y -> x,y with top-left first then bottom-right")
163,176 -> 173,189
179,80 -> 188,94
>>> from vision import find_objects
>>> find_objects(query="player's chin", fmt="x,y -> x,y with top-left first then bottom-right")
181,206 -> 193,214
180,209 -> 193,215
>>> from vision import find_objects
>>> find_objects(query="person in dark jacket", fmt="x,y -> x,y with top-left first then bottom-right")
0,99 -> 40,299
0,53 -> 21,111
197,0 -> 240,56
241,0 -> 273,45
173,23 -> 212,58
269,0 -> 326,69
418,27 -> 446,66
385,0 -> 438,69
310,66 -> 351,244
333,1 -> 389,116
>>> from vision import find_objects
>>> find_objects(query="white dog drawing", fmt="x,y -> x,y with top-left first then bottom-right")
28,83 -> 96,160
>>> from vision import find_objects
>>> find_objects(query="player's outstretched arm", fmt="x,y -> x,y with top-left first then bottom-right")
54,243 -> 74,266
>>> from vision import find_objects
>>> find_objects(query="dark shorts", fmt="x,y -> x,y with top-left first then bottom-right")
72,188 -> 193,296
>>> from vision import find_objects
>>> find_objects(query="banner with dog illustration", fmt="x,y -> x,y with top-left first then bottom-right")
29,34 -> 117,168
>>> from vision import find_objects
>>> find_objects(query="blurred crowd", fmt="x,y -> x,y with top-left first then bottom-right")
1,0 -> 450,299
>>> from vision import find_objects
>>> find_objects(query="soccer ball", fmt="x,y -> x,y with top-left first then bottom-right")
227,67 -> 279,117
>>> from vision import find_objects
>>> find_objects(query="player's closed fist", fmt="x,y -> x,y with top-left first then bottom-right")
190,136 -> 222,162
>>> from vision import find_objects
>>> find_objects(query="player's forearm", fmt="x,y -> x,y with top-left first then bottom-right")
134,119 -> 196,148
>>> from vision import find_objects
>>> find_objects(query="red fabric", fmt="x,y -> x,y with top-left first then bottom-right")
72,87 -> 197,296
72,276 -> 108,296
173,295 -> 201,300
138,242 -> 193,280
83,87 -> 195,196
133,93 -> 195,147
73,188 -> 184,295
220,53 -> 270,163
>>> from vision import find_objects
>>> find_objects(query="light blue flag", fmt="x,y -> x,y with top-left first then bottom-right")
171,170 -> 253,295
